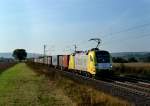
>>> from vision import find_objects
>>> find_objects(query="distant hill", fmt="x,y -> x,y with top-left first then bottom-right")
111,52 -> 150,62
0,53 -> 13,58
0,53 -> 42,58
111,52 -> 150,58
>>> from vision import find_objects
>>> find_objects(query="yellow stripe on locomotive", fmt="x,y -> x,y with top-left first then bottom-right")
87,50 -> 96,75
68,54 -> 75,70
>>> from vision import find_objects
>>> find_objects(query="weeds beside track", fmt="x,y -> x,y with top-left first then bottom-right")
27,62 -> 132,106
56,69 -> 150,106
27,62 -> 150,106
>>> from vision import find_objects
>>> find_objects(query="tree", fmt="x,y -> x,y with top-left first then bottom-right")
128,57 -> 138,62
13,49 -> 27,61
144,53 -> 150,62
112,57 -> 128,63
146,56 -> 150,62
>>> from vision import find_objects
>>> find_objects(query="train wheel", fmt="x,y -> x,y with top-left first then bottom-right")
60,66 -> 63,71
82,72 -> 88,77
88,73 -> 93,78
85,72 -> 89,77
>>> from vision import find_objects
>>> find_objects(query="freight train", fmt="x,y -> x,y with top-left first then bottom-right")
33,48 -> 112,77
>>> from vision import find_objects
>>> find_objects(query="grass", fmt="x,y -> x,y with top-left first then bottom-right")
55,77 -> 132,106
0,62 -> 133,106
0,63 -> 73,106
27,62 -> 133,106
112,63 -> 150,78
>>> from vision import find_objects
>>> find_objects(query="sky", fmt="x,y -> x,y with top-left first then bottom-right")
0,0 -> 150,55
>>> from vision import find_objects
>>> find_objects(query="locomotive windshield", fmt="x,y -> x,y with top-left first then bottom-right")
96,51 -> 110,63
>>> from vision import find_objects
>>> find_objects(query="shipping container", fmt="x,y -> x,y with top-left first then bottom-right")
58,55 -> 63,69
39,58 -> 44,64
47,56 -> 52,66
58,55 -> 70,70
63,55 -> 70,69
34,58 -> 38,63
52,55 -> 59,67
75,53 -> 88,72
43,57 -> 48,65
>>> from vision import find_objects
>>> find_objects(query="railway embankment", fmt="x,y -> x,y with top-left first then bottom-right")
0,62 -> 17,74
0,63 -> 132,106
27,62 -> 134,106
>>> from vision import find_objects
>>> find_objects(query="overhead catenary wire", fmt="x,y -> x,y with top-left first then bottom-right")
105,33 -> 150,47
101,22 -> 150,45
108,23 -> 150,36
103,22 -> 150,40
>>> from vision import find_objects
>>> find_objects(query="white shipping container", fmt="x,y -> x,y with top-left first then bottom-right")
75,53 -> 88,71
52,55 -> 58,66
47,56 -> 52,65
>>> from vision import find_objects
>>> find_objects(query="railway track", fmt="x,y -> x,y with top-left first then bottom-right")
121,75 -> 150,89
114,81 -> 150,97
98,77 -> 150,96
52,68 -> 150,106
102,75 -> 150,95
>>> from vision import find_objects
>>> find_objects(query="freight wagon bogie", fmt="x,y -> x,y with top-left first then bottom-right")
80,71 -> 93,78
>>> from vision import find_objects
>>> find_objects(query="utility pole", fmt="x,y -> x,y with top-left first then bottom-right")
43,45 -> 46,64
44,45 -> 46,57
74,44 -> 77,53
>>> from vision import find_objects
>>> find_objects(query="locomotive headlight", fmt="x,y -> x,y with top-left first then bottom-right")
110,64 -> 112,68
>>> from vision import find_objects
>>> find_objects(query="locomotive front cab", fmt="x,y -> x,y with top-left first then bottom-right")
95,50 -> 112,75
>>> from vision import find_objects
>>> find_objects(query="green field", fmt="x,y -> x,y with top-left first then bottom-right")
0,63 -> 74,106
0,63 -> 132,106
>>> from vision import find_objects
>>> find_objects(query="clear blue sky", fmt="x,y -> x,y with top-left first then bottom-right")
0,0 -> 150,54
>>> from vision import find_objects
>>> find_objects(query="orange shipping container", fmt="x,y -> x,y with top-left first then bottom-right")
63,55 -> 70,68
58,55 -> 69,69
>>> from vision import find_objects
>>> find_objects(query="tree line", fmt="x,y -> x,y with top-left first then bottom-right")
112,56 -> 150,63
12,48 -> 150,63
